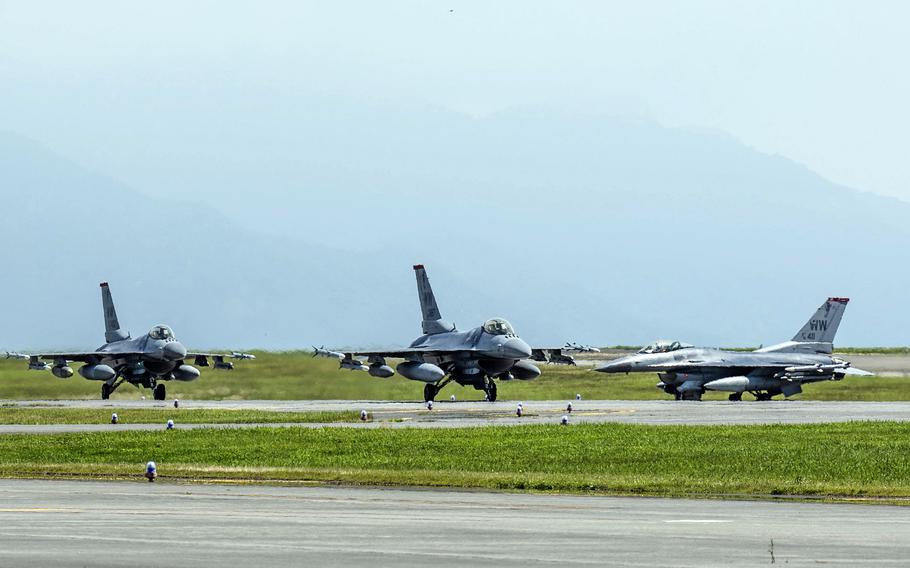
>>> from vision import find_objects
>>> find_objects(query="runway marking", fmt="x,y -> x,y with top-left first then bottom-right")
663,519 -> 731,523
0,508 -> 78,513
0,531 -> 611,564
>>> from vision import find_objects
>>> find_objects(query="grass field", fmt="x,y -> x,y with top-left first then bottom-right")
1,352 -> 908,401
1,421 -> 908,500
0,407 -> 355,425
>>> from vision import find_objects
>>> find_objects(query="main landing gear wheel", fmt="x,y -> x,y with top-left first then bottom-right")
754,392 -> 773,401
101,383 -> 111,400
728,392 -> 743,402
153,383 -> 167,401
423,384 -> 438,403
484,380 -> 498,402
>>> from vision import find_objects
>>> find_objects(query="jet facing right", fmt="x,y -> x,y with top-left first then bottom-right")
595,298 -> 873,401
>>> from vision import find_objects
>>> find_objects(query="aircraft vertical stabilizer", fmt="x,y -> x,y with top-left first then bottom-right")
792,297 -> 849,343
100,282 -> 129,342
755,297 -> 849,354
413,265 -> 455,335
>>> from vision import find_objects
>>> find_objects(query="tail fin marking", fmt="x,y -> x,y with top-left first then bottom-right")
792,297 -> 849,343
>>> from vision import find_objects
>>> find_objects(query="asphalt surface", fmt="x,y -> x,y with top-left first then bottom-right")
0,479 -> 906,567
1,399 -> 910,433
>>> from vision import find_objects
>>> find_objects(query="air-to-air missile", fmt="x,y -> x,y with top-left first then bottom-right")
313,346 -> 344,360
564,342 -> 601,353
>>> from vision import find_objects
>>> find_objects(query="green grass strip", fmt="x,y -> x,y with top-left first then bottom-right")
1,421 -> 908,499
0,407 -> 356,425
2,353 -> 908,401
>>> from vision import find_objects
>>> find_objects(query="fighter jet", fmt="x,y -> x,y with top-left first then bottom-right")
316,265 -> 541,402
563,342 -> 601,353
594,297 -> 872,401
23,282 -> 254,400
530,347 -> 578,366
529,341 -> 602,365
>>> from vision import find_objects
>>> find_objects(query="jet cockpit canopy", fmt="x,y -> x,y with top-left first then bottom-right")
148,325 -> 175,341
638,340 -> 692,354
483,318 -> 515,336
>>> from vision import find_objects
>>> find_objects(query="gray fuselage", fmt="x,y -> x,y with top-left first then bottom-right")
597,346 -> 843,400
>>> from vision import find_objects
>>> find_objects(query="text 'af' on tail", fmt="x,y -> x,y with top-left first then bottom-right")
100,282 -> 129,342
755,297 -> 849,354
413,265 -> 455,335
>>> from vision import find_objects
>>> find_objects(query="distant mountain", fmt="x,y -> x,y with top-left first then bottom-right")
3,103 -> 910,349
0,132 -> 495,350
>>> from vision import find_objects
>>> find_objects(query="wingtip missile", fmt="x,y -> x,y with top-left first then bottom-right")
313,346 -> 344,360
784,362 -> 849,374
229,352 -> 256,360
4,352 -> 28,360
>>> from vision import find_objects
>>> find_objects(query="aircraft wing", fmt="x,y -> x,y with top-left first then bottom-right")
313,345 -> 486,361
345,349 -> 433,358
650,359 -> 874,379
188,352 -> 256,370
29,351 -> 129,363
22,351 -> 253,372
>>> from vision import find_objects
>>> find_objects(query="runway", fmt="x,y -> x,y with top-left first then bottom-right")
0,479 -> 906,567
1,399 -> 910,433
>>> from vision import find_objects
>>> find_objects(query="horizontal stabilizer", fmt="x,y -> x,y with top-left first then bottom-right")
837,367 -> 875,377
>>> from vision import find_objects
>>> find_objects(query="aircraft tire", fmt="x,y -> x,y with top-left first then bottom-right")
423,384 -> 437,402
101,384 -> 111,400
485,380 -> 498,402
153,383 -> 166,401
728,392 -> 743,402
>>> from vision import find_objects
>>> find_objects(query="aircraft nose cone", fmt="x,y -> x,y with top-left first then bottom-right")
502,337 -> 532,359
163,342 -> 187,361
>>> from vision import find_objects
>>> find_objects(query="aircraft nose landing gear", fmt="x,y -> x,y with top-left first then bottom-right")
153,383 -> 167,401
484,378 -> 498,402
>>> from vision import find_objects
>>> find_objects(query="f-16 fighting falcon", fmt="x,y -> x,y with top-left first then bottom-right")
22,282 -> 254,400
316,265 -> 542,402
594,297 -> 872,401
529,342 -> 602,366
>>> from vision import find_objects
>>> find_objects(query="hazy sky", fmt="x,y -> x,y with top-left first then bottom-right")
1,1 -> 908,203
